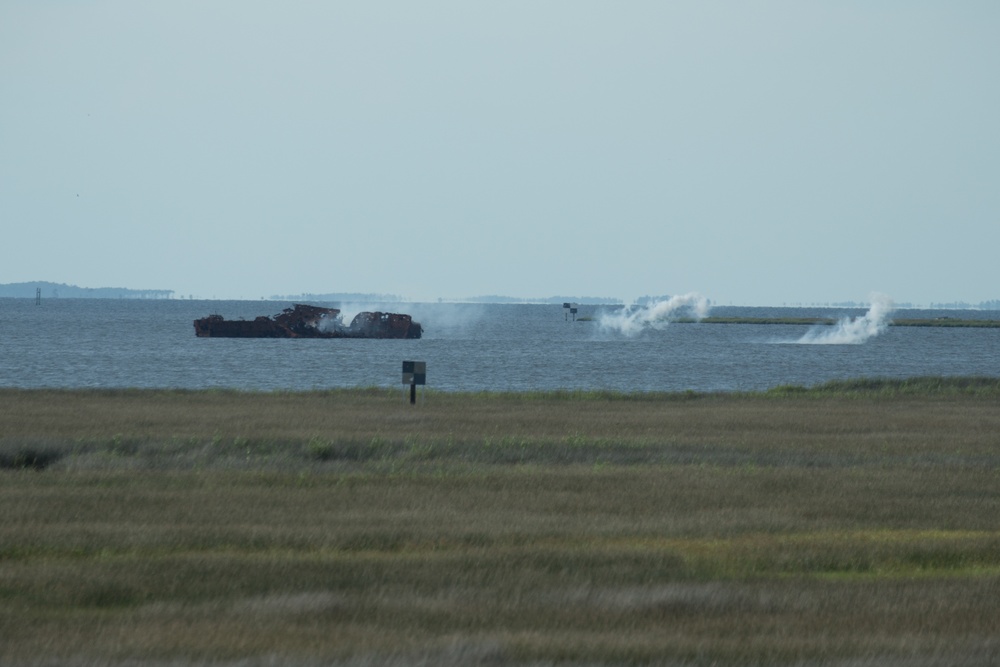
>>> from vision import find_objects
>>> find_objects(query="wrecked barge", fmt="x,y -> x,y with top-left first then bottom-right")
193,304 -> 422,339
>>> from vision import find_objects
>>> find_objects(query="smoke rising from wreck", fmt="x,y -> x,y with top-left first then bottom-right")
795,293 -> 895,344
406,303 -> 488,333
600,293 -> 711,336
315,303 -> 405,334
315,302 -> 488,336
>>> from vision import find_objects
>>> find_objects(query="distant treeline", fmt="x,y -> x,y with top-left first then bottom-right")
271,292 -> 406,303
275,293 -> 624,305
462,295 -> 623,304
930,300 -> 1000,310
0,281 -> 173,299
800,300 -> 1000,310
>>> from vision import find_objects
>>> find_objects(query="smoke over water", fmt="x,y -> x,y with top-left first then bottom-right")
407,302 -> 488,333
317,303 -> 380,333
600,293 -> 710,336
796,293 -> 895,345
314,302 -> 488,336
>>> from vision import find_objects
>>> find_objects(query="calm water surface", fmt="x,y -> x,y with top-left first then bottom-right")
1,299 -> 998,392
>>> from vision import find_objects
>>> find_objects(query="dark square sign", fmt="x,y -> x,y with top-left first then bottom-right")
402,360 -> 426,385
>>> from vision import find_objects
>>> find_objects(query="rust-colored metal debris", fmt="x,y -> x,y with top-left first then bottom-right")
193,304 -> 422,339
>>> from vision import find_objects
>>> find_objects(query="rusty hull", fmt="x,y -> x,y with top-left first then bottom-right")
193,304 -> 422,339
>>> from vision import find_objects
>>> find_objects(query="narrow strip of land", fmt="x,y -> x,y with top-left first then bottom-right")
695,316 -> 1000,327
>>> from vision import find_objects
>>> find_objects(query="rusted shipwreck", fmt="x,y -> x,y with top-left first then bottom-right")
193,304 -> 422,339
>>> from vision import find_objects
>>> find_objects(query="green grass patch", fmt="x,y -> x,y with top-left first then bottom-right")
3,382 -> 1000,664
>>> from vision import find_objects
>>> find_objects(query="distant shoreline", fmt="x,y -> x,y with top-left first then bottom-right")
692,316 -> 1000,328
0,281 -> 172,299
4,293 -> 1000,325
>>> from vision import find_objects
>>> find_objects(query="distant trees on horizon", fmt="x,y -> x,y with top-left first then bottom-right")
0,281 -> 173,299
4,282 -> 999,309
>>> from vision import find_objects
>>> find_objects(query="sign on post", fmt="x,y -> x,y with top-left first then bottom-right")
402,361 -> 426,404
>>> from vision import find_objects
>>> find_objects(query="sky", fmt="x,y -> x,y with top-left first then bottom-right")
2,2 -> 998,305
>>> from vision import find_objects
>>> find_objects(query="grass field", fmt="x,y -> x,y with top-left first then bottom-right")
2,378 -> 999,665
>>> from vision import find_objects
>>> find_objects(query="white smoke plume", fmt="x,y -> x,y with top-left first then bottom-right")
315,302 -> 377,333
406,302 -> 487,333
796,292 -> 895,345
317,302 -> 408,333
600,292 -> 710,336
317,302 -> 488,336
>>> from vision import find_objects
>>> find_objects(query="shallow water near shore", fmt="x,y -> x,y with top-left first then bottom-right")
1,299 -> 998,392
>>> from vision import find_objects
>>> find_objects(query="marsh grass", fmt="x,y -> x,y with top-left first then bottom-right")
3,378 -> 1000,472
2,380 -> 1000,665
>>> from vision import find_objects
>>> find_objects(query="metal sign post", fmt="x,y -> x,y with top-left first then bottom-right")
402,361 -> 426,404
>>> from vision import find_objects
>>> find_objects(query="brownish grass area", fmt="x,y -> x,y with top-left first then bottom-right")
1,382 -> 999,665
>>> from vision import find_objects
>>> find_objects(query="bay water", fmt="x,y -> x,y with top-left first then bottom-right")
1,299 -> 998,393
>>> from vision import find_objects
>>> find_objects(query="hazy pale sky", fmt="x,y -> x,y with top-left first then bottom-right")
3,2 -> 998,304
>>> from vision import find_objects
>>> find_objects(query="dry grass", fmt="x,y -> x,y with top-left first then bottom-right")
1,383 -> 1000,665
